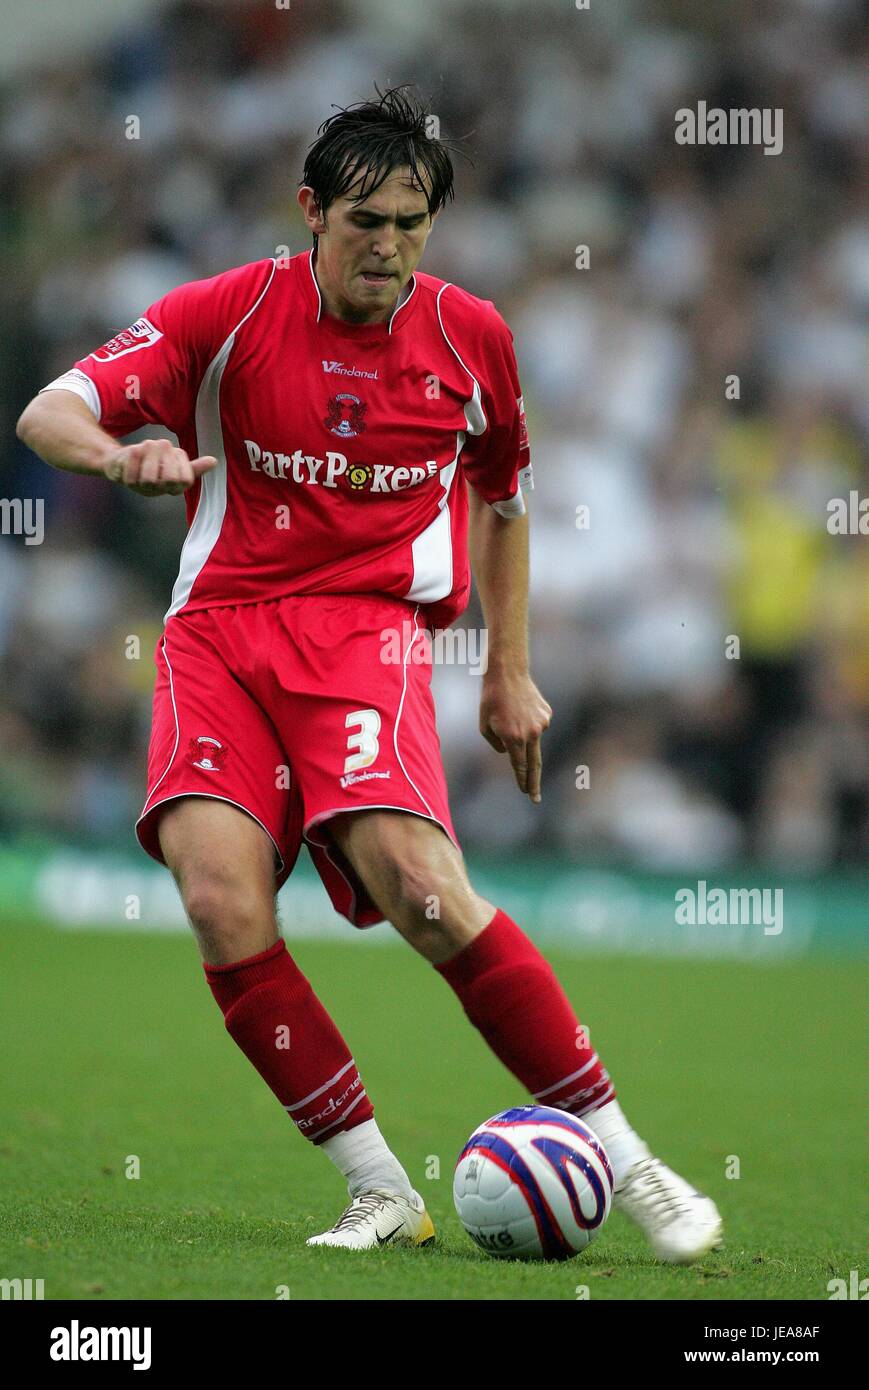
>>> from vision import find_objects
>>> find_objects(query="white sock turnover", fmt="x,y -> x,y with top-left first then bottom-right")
320,1118 -> 416,1201
584,1098 -> 651,1188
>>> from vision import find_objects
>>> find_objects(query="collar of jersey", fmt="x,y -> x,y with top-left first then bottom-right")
301,247 -> 419,339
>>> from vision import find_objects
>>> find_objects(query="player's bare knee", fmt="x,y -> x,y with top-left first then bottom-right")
181,869 -> 274,955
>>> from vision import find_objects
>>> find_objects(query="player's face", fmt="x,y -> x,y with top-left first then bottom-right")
299,168 -> 437,324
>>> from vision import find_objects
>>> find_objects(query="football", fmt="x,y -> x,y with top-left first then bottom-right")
453,1105 -> 614,1260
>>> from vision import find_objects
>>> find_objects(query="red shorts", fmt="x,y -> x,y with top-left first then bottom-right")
135,594 -> 459,927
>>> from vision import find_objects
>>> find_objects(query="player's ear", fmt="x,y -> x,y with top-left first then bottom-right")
297,186 -> 327,234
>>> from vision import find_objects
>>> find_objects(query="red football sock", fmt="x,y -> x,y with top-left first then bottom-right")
204,939 -> 374,1144
435,908 -> 615,1115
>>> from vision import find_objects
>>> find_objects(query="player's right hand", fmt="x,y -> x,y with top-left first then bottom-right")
103,440 -> 217,496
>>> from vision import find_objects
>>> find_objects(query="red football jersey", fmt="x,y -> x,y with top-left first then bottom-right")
41,248 -> 533,628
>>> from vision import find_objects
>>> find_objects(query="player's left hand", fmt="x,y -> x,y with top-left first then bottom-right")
479,671 -> 552,803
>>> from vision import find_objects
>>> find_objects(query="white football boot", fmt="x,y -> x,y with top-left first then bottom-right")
306,1190 -> 435,1250
614,1155 -> 723,1263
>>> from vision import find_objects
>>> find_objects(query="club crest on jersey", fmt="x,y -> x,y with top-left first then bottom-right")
187,736 -> 227,772
324,393 -> 367,438
90,317 -> 163,362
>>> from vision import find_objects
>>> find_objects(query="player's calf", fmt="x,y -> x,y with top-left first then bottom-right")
156,797 -> 417,1216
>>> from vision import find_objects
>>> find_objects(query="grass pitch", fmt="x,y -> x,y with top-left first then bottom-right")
1,921 -> 865,1300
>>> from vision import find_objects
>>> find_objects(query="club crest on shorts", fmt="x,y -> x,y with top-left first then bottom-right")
324,393 -> 367,438
187,735 -> 227,772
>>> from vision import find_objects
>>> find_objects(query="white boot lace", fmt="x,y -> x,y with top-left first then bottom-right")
331,1192 -> 391,1232
629,1161 -> 693,1222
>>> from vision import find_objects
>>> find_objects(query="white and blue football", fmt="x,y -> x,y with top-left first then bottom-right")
453,1105 -> 614,1260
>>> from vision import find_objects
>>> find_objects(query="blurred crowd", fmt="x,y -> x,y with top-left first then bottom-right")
1,0 -> 867,871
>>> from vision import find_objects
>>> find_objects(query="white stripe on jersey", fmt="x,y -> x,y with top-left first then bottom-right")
402,283 -> 490,605
434,284 -> 487,436
434,283 -> 526,519
405,435 -> 460,604
164,260 -> 277,621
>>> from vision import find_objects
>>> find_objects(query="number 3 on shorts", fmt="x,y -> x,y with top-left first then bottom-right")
344,708 -> 381,774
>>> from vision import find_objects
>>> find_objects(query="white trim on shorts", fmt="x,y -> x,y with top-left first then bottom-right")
134,630 -> 285,876
135,792 -> 286,879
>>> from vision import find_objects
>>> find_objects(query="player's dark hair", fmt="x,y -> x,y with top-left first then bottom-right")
300,85 -> 457,238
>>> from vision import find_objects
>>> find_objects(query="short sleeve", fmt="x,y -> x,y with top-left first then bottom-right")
39,282 -> 214,438
460,317 -> 533,518
38,261 -> 275,440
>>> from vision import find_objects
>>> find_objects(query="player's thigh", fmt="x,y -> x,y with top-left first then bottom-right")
137,614 -> 302,960
265,594 -> 496,941
157,796 -> 280,963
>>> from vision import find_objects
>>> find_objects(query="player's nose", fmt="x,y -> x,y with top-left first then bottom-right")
371,236 -> 398,262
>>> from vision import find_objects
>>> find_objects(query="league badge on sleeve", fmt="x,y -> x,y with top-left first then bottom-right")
90,317 -> 163,362
517,394 -> 529,451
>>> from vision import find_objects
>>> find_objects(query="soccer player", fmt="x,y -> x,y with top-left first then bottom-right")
18,87 -> 722,1261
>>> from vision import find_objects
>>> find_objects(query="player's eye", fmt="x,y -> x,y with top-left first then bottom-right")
350,215 -> 425,230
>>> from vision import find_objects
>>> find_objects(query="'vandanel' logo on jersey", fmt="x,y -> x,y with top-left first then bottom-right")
324,393 -> 367,438
245,439 -> 440,493
90,317 -> 163,362
322,360 -> 379,380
